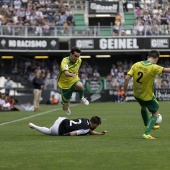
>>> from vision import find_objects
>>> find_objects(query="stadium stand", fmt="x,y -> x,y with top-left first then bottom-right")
73,13 -> 86,35
124,12 -> 135,34
99,27 -> 112,36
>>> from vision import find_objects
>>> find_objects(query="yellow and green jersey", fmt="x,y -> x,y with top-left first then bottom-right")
128,60 -> 164,101
58,56 -> 82,89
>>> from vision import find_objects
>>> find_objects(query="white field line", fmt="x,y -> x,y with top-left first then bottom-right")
0,104 -> 78,126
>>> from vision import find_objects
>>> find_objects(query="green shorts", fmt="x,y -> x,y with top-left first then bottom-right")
60,81 -> 80,104
135,96 -> 159,113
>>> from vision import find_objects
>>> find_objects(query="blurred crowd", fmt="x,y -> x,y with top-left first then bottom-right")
1,57 -> 170,92
0,92 -> 17,110
0,57 -> 170,106
112,0 -> 170,36
132,0 -> 170,35
0,0 -> 75,35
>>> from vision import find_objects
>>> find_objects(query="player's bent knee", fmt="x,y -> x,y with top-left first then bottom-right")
75,82 -> 83,90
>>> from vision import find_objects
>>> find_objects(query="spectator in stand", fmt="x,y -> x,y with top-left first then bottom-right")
120,24 -> 126,36
13,13 -> 19,24
29,12 -> 37,26
81,73 -> 88,87
122,60 -> 129,73
35,22 -> 43,35
47,8 -> 55,21
143,2 -> 149,12
143,11 -> 151,24
14,0 -> 22,10
39,0 -> 46,7
166,8 -> 170,24
117,60 -> 123,67
154,75 -> 162,88
115,12 -> 121,27
0,10 -> 6,24
5,95 -> 16,108
32,71 -> 44,112
110,64 -> 118,77
106,74 -> 113,89
4,77 -> 13,95
117,66 -> 124,79
161,74 -> 169,88
59,12 -> 67,25
22,0 -> 28,8
151,20 -> 159,35
28,72 -> 35,82
0,93 -> 6,109
123,0 -> 128,12
67,13 -> 74,26
93,69 -> 100,80
50,94 -> 59,104
137,23 -> 144,35
134,0 -> 141,8
111,75 -> 120,89
19,8 -> 26,18
46,0 -> 53,11
2,2 -> 8,10
33,0 -> 39,5
86,64 -> 93,75
1,95 -> 12,110
161,10 -> 169,25
132,23 -> 138,35
154,0 -> 161,8
43,21 -> 50,36
153,12 -> 161,23
113,23 -> 120,36
135,7 -> 142,18
63,20 -> 69,34
145,22 -> 152,35
118,75 -> 125,87
6,11 -> 13,23
115,86 -> 124,103
25,7 -> 32,19
135,15 -> 143,26
35,8 -> 44,21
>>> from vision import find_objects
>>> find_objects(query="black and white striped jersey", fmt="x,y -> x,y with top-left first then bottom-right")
58,118 -> 90,136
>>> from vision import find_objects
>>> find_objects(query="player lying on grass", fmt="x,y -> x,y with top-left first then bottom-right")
29,116 -> 107,136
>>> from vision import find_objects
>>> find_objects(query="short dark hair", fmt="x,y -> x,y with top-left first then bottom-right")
90,116 -> 101,125
148,50 -> 160,59
70,46 -> 81,54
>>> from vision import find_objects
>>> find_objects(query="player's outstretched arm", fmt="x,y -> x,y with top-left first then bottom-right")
163,68 -> 170,73
69,131 -> 78,136
89,130 -> 107,135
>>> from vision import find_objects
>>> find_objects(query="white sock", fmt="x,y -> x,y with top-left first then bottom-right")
34,125 -> 51,135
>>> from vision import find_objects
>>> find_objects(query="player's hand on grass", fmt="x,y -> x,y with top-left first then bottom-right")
101,130 -> 108,135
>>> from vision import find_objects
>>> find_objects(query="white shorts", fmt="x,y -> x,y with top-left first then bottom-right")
50,117 -> 67,135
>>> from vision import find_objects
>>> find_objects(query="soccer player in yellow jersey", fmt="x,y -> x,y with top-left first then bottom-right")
58,46 -> 89,115
123,50 -> 170,139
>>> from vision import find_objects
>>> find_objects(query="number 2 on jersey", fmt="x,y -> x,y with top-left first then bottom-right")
136,72 -> 143,84
70,119 -> 82,126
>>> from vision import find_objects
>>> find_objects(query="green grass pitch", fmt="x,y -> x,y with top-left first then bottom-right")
1,102 -> 170,170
